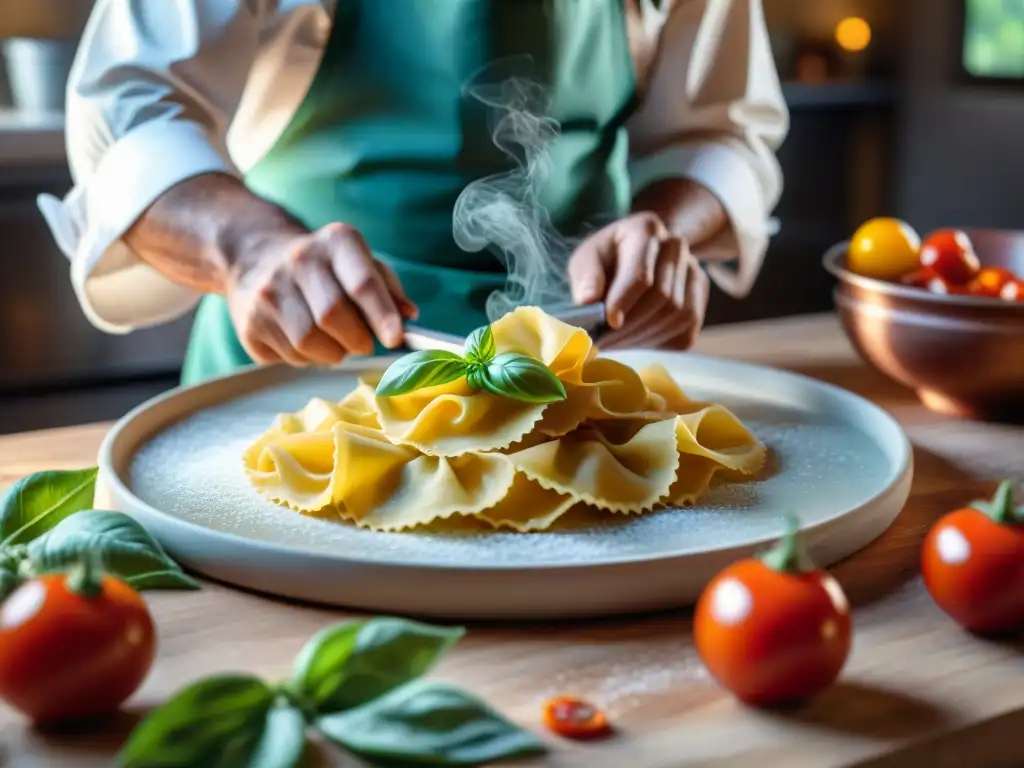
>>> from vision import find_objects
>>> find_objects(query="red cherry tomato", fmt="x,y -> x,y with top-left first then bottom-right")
899,268 -> 937,289
922,481 -> 1024,634
919,229 -> 980,285
0,554 -> 156,724
968,267 -> 1016,298
924,275 -> 969,296
542,696 -> 611,739
694,520 -> 851,707
1000,279 -> 1023,302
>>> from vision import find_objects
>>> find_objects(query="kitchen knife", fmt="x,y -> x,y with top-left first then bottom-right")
403,302 -> 608,353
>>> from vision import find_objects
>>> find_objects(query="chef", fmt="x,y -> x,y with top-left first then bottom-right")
38,0 -> 787,385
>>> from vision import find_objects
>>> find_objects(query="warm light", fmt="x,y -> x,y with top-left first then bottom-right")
835,17 -> 872,53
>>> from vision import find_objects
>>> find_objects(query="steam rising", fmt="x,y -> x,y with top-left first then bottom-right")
452,74 -> 577,322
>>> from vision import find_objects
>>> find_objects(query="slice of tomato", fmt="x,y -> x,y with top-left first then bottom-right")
542,696 -> 611,739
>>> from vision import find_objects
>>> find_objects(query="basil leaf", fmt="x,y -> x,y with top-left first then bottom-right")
119,675 -> 277,767
464,325 -> 496,366
317,680 -> 546,766
376,351 -> 470,397
126,569 -> 201,590
26,509 -> 198,590
466,365 -> 486,393
248,705 -> 307,768
477,353 -> 566,404
0,467 -> 98,547
291,618 -> 464,714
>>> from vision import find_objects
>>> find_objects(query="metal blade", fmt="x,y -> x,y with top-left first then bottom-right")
402,325 -> 466,354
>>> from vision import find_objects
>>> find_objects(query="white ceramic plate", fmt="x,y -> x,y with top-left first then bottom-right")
96,352 -> 913,620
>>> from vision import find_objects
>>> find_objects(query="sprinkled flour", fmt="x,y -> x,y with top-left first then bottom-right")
129,371 -> 894,567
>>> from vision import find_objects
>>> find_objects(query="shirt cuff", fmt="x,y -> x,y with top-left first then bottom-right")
37,119 -> 238,334
629,143 -> 773,298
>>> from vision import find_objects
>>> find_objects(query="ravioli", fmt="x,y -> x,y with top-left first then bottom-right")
243,306 -> 766,532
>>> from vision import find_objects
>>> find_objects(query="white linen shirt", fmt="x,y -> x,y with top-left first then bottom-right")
37,0 -> 789,334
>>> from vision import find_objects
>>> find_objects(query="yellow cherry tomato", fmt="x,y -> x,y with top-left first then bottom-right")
846,218 -> 921,281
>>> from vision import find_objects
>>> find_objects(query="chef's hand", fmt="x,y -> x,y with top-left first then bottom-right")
568,212 -> 710,350
227,222 -> 417,366
567,179 -> 726,350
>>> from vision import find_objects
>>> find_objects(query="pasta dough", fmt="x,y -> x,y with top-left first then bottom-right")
243,306 -> 766,532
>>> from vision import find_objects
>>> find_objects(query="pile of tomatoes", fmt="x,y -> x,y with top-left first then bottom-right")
846,218 -> 1023,302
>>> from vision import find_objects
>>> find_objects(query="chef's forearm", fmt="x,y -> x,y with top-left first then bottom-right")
632,178 -> 729,254
123,173 -> 305,294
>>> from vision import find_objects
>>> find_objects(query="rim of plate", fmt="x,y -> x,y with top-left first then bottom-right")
99,351 -> 913,572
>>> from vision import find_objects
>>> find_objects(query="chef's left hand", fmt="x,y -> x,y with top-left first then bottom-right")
568,211 -> 711,350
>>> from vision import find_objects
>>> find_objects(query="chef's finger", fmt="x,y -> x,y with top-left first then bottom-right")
242,336 -> 282,366
376,261 -> 419,319
294,259 -> 374,356
625,238 -> 682,344
685,253 -> 710,329
319,223 -> 403,349
567,231 -> 613,308
236,319 -> 277,365
249,284 -> 307,366
656,259 -> 709,350
599,288 -> 669,349
254,313 -> 307,367
644,311 -> 697,349
274,279 -> 347,365
604,228 -> 662,329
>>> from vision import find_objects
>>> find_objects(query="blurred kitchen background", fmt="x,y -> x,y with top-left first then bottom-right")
0,0 -> 1022,434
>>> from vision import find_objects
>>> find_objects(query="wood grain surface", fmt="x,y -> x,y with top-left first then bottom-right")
2,313 -> 1024,768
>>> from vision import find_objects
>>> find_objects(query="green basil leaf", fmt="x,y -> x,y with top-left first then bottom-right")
465,365 -> 486,393
0,467 -> 98,547
464,325 -> 496,366
126,569 -> 201,590
118,675 -> 276,767
291,618 -> 464,714
248,705 -> 308,768
478,353 -> 566,404
316,680 -> 546,766
26,509 -> 198,590
376,351 -> 470,397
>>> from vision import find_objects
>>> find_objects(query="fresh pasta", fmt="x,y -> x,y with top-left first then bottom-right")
243,307 -> 766,531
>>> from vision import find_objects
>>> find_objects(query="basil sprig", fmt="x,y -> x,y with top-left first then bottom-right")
376,323 -> 566,404
119,617 -> 546,767
0,467 -> 198,599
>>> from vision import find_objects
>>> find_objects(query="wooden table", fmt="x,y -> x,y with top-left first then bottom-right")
3,312 -> 1024,768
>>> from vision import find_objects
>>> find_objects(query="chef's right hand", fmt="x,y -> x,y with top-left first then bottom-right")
226,222 -> 417,366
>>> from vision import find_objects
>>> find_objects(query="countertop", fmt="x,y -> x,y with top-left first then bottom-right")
2,312 -> 1024,767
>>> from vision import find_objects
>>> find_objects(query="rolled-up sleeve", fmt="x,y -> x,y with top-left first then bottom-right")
36,0 -> 261,333
627,0 -> 789,298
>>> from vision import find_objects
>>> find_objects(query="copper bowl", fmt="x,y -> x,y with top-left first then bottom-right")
823,228 -> 1024,422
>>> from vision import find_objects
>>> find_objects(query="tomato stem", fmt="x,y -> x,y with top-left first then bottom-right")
759,515 -> 816,574
67,550 -> 105,598
970,480 -> 1024,525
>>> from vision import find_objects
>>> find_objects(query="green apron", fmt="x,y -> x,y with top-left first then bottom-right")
182,0 -> 636,385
